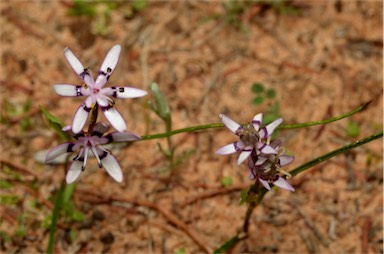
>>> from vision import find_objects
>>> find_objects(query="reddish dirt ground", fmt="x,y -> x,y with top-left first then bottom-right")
1,1 -> 383,253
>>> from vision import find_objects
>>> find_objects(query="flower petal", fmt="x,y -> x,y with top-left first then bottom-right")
259,118 -> 283,139
72,103 -> 91,134
279,155 -> 294,167
219,114 -> 241,134
105,132 -> 141,143
101,106 -> 127,132
252,113 -> 263,131
91,122 -> 110,137
95,45 -> 121,88
66,160 -> 83,184
237,147 -> 252,165
215,141 -> 243,155
259,178 -> 271,190
64,47 -> 93,83
101,153 -> 123,182
54,84 -> 83,97
44,142 -> 74,163
273,176 -> 295,192
103,87 -> 147,99
257,143 -> 277,154
255,156 -> 268,166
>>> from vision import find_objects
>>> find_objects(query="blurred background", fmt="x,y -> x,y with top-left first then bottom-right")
0,1 -> 382,253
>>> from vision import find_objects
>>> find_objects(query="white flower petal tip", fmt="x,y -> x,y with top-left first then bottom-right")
66,161 -> 83,184
101,107 -> 127,132
215,143 -> 238,155
273,177 -> 295,192
72,104 -> 90,134
109,87 -> 148,99
219,114 -> 241,133
237,149 -> 252,165
64,47 -> 85,76
54,84 -> 79,96
102,154 -> 123,182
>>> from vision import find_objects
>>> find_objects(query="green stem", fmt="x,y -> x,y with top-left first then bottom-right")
140,102 -> 370,141
289,131 -> 383,177
46,182 -> 64,253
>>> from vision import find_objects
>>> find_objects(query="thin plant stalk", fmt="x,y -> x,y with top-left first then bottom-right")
140,102 -> 370,141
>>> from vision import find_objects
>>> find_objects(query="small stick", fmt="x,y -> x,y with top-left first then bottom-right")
361,216 -> 372,253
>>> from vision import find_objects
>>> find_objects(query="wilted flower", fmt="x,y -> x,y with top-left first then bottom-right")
248,139 -> 295,192
53,45 -> 147,133
216,113 -> 283,165
44,123 -> 140,184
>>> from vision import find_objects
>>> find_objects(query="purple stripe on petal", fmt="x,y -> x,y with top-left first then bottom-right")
257,143 -> 277,154
252,113 -> 263,131
215,143 -> 238,155
72,103 -> 91,134
44,142 -> 74,163
219,114 -> 241,134
261,118 -> 283,138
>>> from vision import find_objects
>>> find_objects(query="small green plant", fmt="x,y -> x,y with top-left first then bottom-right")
221,176 -> 233,187
251,82 -> 280,125
346,120 -> 360,138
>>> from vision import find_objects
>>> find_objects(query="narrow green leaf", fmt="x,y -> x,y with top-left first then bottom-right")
149,83 -> 171,122
47,184 -> 64,253
214,235 -> 241,253
39,105 -> 70,141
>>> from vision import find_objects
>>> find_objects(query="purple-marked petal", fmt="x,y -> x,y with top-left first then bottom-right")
273,176 -> 295,192
259,118 -> 283,138
237,148 -> 252,165
96,96 -> 110,107
103,87 -> 147,99
91,122 -> 110,137
252,113 -> 263,131
102,153 -> 123,182
54,84 -> 81,97
255,156 -> 268,166
66,160 -> 83,184
102,107 -> 127,132
95,45 -> 121,88
44,142 -> 73,163
216,142 -> 238,155
257,143 -> 277,154
72,103 -> 91,134
219,114 -> 241,134
279,155 -> 294,166
106,132 -> 141,143
259,178 -> 271,190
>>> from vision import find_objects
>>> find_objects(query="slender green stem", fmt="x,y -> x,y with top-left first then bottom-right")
140,102 -> 370,141
289,131 -> 383,177
46,183 -> 64,253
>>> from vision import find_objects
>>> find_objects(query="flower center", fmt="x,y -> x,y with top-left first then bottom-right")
93,88 -> 100,94
236,124 -> 259,147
